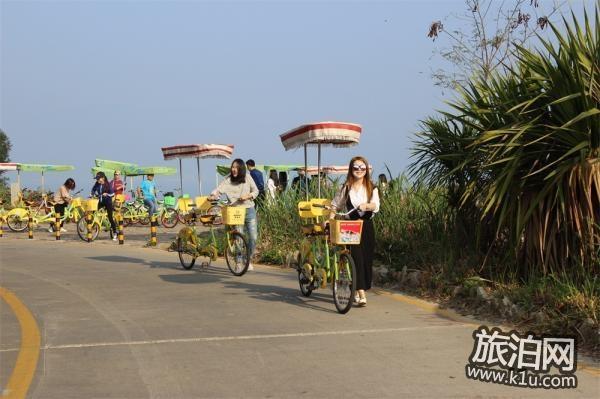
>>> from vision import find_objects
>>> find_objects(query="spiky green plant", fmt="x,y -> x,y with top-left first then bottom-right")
411,4 -> 599,279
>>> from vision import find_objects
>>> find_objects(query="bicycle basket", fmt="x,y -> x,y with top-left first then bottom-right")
194,196 -> 210,211
330,220 -> 363,245
82,199 -> 99,212
71,197 -> 83,208
222,206 -> 246,225
297,198 -> 331,218
164,196 -> 176,207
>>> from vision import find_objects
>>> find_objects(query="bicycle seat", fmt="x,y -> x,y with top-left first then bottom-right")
301,223 -> 326,236
199,214 -> 216,225
24,200 -> 37,206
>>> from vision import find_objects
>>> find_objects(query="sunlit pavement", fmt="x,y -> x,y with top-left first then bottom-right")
1,238 -> 598,398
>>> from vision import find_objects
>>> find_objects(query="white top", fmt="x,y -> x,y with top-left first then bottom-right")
267,178 -> 277,200
332,184 -> 380,218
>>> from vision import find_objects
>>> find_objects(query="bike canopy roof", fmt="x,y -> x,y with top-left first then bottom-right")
161,144 -> 234,160
280,121 -> 362,151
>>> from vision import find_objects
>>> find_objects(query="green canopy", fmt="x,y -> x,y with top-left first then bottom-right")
18,164 -> 74,172
17,163 -> 75,193
92,165 -> 176,177
91,166 -> 117,177
95,159 -> 138,170
123,166 -> 177,176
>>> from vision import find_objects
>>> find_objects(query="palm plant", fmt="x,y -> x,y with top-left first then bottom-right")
411,4 -> 599,279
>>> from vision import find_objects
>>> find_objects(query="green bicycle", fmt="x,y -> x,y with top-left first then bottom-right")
296,199 -> 358,314
176,201 -> 250,276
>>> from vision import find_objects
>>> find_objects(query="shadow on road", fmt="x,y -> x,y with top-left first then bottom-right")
221,280 -> 339,314
85,255 -> 179,270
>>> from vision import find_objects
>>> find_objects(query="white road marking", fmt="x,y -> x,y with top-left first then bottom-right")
0,324 -> 467,352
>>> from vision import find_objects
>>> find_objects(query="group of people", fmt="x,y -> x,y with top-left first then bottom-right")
50,170 -> 157,243
51,155 -> 380,306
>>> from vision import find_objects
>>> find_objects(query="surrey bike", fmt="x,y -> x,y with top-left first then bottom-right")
279,121 -> 363,313
174,200 -> 250,276
6,188 -> 84,232
295,201 -> 360,313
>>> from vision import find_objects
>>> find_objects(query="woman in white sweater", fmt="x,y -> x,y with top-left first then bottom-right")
330,156 -> 380,306
209,159 -> 259,269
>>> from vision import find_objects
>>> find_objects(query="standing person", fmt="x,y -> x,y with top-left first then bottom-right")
330,156 -> 380,306
291,169 -> 310,192
110,170 -> 125,195
377,174 -> 389,196
140,174 -> 158,216
246,159 -> 265,205
91,172 -> 117,240
48,178 -> 76,232
267,169 -> 279,202
209,159 -> 259,270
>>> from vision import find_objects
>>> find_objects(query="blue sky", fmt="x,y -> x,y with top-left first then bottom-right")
1,0 -> 593,195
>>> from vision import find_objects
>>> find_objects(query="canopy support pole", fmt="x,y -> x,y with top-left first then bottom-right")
41,170 -> 45,195
196,157 -> 202,195
317,143 -> 321,198
304,144 -> 308,201
179,159 -> 183,197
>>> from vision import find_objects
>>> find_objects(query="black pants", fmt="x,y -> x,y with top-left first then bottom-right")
350,218 -> 375,291
99,202 -> 117,233
53,203 -> 67,228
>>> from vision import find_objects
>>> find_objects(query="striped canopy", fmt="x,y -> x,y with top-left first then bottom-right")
161,144 -> 234,160
294,165 -> 372,175
280,122 -> 362,151
0,163 -> 19,171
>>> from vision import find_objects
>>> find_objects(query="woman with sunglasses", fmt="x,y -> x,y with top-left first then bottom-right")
330,156 -> 380,306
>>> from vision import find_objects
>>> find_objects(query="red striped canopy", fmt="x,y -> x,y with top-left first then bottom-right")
0,163 -> 19,171
297,165 -> 373,175
161,144 -> 234,160
280,122 -> 362,151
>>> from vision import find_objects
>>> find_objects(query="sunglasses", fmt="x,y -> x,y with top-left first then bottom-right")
352,165 -> 367,171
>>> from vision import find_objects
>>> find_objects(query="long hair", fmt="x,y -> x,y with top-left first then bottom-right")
343,156 -> 374,201
229,158 -> 247,184
64,178 -> 76,190
269,169 -> 279,186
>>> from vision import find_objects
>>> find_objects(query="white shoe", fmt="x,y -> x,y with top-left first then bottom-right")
60,228 -> 67,233
247,263 -> 254,271
48,227 -> 54,233
353,294 -> 360,304
112,235 -> 118,241
358,297 -> 367,307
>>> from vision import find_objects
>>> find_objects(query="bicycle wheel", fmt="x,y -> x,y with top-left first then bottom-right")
139,212 -> 150,225
177,238 -> 196,270
332,253 -> 356,314
224,231 -> 249,276
6,214 -> 29,232
298,259 -> 313,297
121,207 -> 137,226
161,208 -> 179,228
77,218 -> 100,241
207,205 -> 222,226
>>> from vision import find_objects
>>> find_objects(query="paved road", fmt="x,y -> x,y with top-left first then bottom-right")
0,237 -> 598,398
